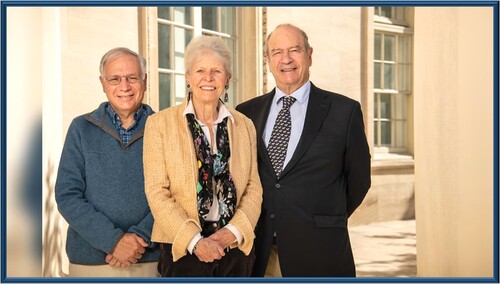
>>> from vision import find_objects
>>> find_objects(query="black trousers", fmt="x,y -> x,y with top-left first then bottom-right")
158,221 -> 254,276
158,243 -> 255,277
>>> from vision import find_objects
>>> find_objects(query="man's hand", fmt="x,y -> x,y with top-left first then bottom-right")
105,254 -> 126,267
193,238 -> 226,263
106,233 -> 148,267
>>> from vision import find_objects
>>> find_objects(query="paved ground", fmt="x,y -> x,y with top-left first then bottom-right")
349,219 -> 417,277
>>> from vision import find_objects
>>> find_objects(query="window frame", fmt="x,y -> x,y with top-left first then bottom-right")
374,7 -> 409,27
373,7 -> 414,157
139,6 -> 254,110
158,7 -> 238,109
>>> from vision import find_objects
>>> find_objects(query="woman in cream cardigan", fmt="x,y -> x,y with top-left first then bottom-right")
143,35 -> 263,277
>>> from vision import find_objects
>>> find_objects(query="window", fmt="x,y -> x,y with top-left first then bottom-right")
156,7 -> 237,109
373,7 -> 412,154
374,7 -> 409,27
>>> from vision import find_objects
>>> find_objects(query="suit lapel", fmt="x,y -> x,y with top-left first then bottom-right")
254,91 -> 275,166
281,84 -> 331,178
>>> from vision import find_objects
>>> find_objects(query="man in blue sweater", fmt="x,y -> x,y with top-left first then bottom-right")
55,47 -> 159,277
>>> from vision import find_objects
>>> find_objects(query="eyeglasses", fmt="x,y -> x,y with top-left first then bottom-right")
104,75 -> 143,85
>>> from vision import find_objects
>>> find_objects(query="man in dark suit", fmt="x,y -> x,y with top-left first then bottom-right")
236,23 -> 371,277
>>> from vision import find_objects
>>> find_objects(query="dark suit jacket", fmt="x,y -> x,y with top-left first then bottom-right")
236,83 -> 371,277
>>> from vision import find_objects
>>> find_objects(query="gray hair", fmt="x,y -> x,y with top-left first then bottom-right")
184,35 -> 232,78
264,23 -> 312,57
99,47 -> 146,77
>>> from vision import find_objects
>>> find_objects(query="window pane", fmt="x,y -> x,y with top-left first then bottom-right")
374,120 -> 379,145
227,81 -> 237,107
374,94 -> 379,118
376,7 -> 406,21
202,7 -> 218,31
174,7 -> 191,25
221,7 -> 235,34
398,36 -> 410,63
374,62 -> 381,89
381,121 -> 391,146
374,33 -> 382,60
158,24 -> 171,69
159,73 -> 171,109
393,94 -> 407,120
384,63 -> 394,89
174,27 -> 192,71
226,38 -> 237,106
394,7 -> 406,21
174,74 -> 186,105
398,64 -> 409,92
223,37 -> 235,71
384,34 -> 395,61
380,93 -> 392,119
158,7 -> 170,20
394,120 -> 407,147
381,7 -> 392,18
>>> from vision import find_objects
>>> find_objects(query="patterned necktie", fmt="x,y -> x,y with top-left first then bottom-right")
267,96 -> 297,177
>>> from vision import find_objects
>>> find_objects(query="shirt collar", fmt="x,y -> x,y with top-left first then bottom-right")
274,81 -> 311,105
183,99 -> 234,125
106,103 -> 146,128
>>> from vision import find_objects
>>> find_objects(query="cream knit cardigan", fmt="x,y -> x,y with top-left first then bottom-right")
143,100 -> 263,262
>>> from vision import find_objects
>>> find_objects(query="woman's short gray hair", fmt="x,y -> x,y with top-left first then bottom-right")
184,35 -> 232,78
99,47 -> 147,78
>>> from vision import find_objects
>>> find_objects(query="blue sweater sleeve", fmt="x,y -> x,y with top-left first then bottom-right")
127,212 -> 156,248
55,119 -> 124,254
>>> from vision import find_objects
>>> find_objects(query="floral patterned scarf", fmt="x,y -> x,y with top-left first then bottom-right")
186,113 -> 237,228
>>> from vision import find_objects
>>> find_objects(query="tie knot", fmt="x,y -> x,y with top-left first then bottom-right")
281,96 -> 296,109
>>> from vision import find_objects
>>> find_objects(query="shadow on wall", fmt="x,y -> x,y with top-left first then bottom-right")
350,183 -> 415,226
402,194 -> 415,220
42,158 -> 67,277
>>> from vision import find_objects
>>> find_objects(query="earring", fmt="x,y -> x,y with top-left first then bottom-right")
186,84 -> 192,101
224,85 -> 229,103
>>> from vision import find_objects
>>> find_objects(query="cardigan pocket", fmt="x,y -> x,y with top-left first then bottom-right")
313,214 -> 347,228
